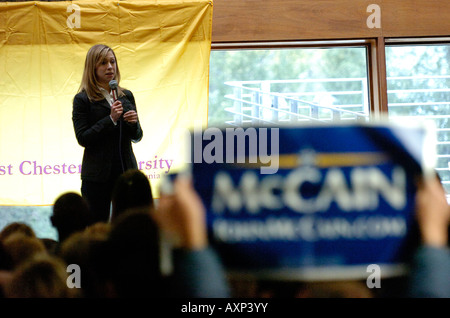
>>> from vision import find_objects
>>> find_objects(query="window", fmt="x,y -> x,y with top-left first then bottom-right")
0,206 -> 56,240
208,46 -> 370,127
386,44 -> 450,193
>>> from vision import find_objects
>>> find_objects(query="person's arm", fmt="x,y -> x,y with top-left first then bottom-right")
72,93 -> 122,147
121,91 -> 143,142
409,176 -> 450,298
154,176 -> 230,297
171,246 -> 230,298
409,245 -> 450,298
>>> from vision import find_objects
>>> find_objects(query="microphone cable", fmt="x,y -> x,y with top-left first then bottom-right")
110,80 -> 126,174
119,114 -> 125,174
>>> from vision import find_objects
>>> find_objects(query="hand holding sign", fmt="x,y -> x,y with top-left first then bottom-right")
155,175 -> 208,250
415,175 -> 449,247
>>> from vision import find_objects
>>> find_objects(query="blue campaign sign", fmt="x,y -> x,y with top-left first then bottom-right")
190,122 -> 436,280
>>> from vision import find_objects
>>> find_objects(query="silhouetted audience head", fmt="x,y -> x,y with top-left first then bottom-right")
0,222 -> 35,242
51,192 -> 90,242
111,169 -> 154,222
84,222 -> 111,240
5,254 -> 77,298
97,209 -> 162,297
2,233 -> 47,269
58,224 -> 111,298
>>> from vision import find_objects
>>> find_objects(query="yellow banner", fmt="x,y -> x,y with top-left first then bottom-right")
0,0 -> 212,205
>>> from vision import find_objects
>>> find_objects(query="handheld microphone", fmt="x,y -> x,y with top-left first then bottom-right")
109,79 -> 130,114
109,80 -> 118,102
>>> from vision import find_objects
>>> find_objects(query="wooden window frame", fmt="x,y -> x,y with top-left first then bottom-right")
210,0 -> 450,119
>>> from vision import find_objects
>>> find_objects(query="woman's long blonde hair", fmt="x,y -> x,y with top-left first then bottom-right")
78,44 -> 125,101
